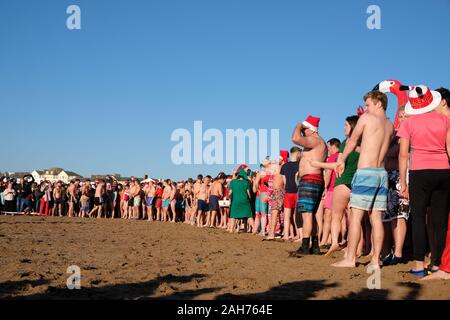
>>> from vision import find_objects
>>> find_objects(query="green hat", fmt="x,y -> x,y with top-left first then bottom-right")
237,168 -> 248,180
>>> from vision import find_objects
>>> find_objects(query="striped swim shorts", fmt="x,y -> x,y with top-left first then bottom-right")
297,174 -> 324,214
349,168 -> 388,212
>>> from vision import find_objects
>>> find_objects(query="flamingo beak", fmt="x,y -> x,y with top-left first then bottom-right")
399,85 -> 411,91
373,83 -> 380,91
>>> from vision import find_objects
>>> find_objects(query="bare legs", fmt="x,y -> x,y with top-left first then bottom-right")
147,206 -> 153,221
67,202 -> 74,218
325,185 -> 350,256
316,200 -> 324,243
283,208 -> 293,240
210,210 -> 218,228
170,201 -> 176,223
302,212 -> 315,239
156,207 -> 161,221
267,209 -> 280,239
227,218 -> 237,233
253,213 -> 261,234
321,208 -> 332,246
332,208 -> 384,268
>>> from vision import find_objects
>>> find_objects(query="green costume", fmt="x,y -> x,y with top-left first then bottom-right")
229,169 -> 253,219
334,138 -> 360,187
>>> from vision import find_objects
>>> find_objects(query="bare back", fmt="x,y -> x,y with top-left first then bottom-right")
272,173 -> 284,190
211,181 -> 223,197
358,113 -> 394,168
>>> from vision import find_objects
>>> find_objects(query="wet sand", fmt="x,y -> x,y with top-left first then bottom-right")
0,215 -> 449,300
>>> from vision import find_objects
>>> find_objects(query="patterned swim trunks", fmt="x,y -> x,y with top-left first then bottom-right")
269,188 -> 285,211
297,174 -> 324,214
382,170 -> 410,222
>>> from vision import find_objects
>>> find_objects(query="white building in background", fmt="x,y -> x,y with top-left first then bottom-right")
31,168 -> 83,184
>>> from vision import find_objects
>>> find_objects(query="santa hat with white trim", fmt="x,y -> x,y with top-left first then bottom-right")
404,85 -> 442,115
302,115 -> 320,132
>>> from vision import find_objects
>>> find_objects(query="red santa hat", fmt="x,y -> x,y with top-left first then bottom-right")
302,115 -> 320,132
280,150 -> 289,164
236,164 -> 248,172
405,85 -> 442,115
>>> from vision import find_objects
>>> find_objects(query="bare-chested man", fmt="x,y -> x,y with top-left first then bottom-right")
66,180 -> 76,217
53,181 -> 64,217
191,175 -> 203,225
129,179 -> 141,220
145,182 -> 156,221
161,180 -> 172,222
196,176 -> 211,227
333,91 -> 394,268
208,173 -> 225,228
292,115 -> 327,255
89,180 -> 104,218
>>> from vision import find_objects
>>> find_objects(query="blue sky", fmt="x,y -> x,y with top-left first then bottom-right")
1,0 -> 449,180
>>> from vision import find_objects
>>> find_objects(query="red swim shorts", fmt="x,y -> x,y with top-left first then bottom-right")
156,198 -> 162,209
283,192 -> 297,209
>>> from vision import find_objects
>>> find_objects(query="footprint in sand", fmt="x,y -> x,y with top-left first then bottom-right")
91,279 -> 103,285
20,259 -> 32,264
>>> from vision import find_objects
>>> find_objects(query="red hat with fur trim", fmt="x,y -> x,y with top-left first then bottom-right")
302,115 -> 320,132
280,150 -> 289,164
236,164 -> 248,172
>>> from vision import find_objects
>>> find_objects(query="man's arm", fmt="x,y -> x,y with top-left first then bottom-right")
291,123 -> 318,149
308,159 -> 337,170
207,186 -> 211,199
218,184 -> 224,198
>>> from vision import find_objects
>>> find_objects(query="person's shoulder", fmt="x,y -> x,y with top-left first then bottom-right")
359,112 -> 372,121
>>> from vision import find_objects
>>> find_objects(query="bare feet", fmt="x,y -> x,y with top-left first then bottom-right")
325,244 -> 341,257
331,259 -> 356,268
420,270 -> 450,281
368,260 -> 381,270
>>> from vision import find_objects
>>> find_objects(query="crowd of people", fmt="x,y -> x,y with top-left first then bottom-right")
1,85 -> 449,281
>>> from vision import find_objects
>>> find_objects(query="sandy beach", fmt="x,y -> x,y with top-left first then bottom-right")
0,215 -> 449,300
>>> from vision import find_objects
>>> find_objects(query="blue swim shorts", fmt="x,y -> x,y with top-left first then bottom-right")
349,168 -> 388,212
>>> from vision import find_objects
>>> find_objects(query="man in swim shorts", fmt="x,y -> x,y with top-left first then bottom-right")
145,182 -> 156,221
130,179 -> 141,220
208,173 -> 225,228
334,90 -> 394,268
292,115 -> 327,255
196,176 -> 211,227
